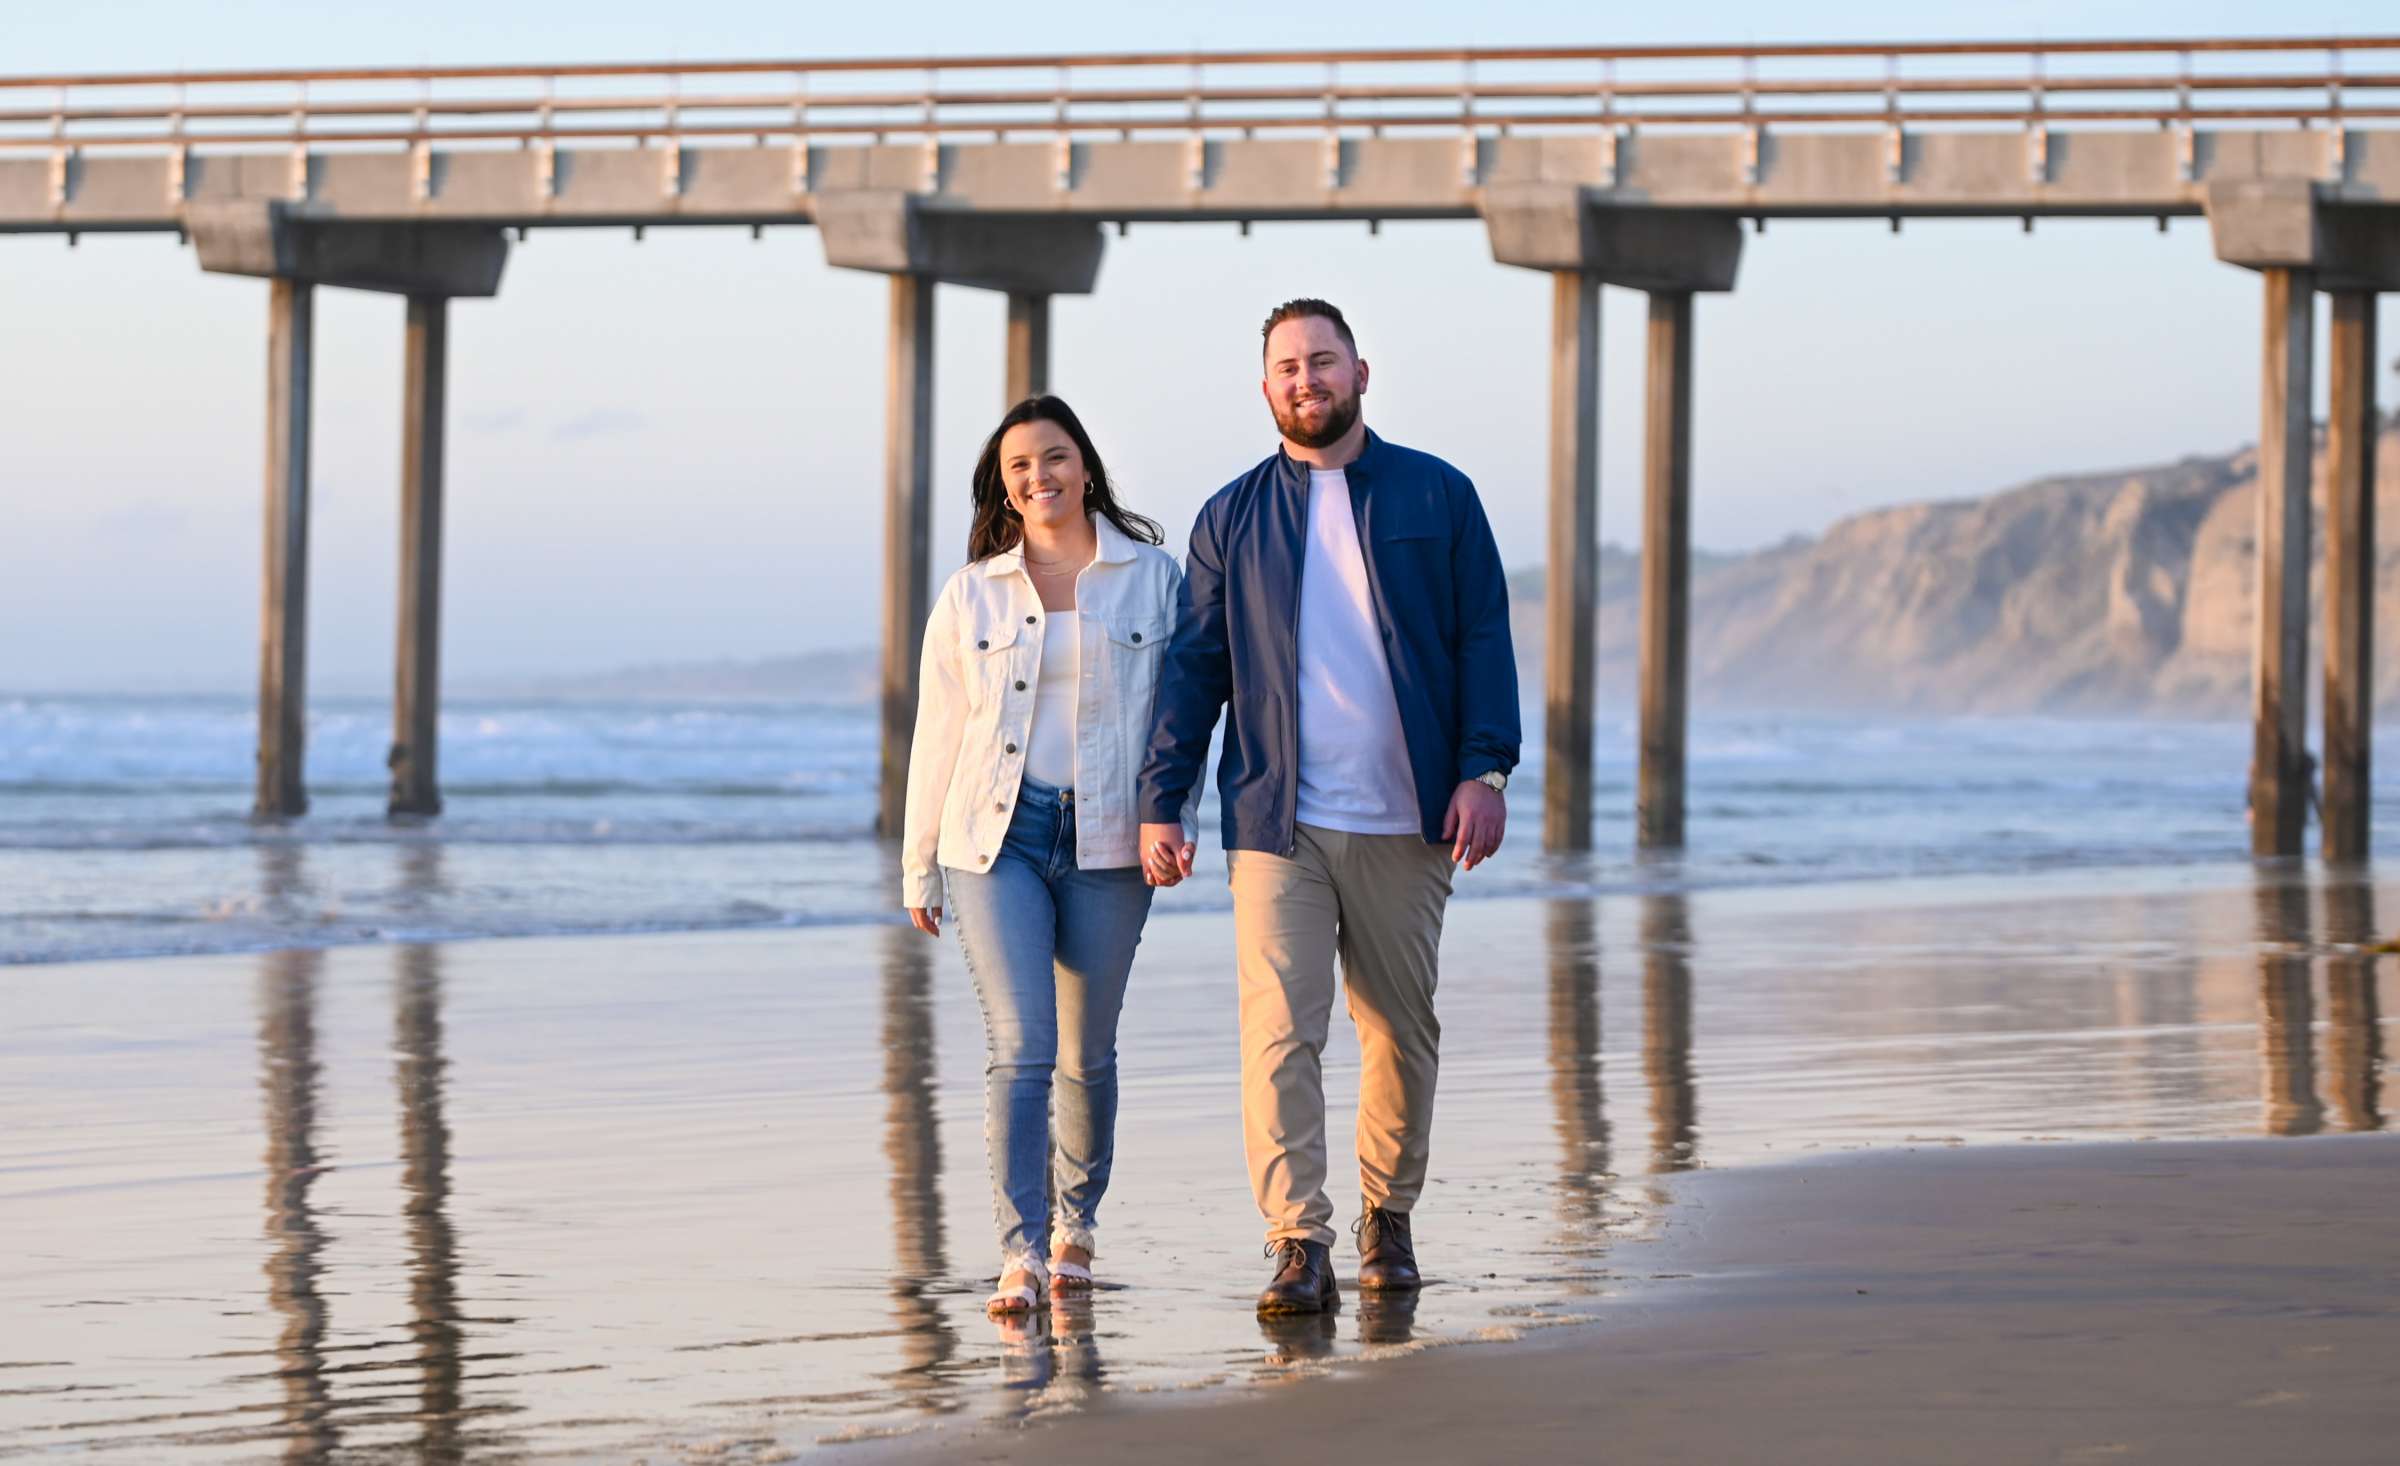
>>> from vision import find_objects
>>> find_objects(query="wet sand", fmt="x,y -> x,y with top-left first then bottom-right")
2,862 -> 2393,1459
868,1135 -> 2400,1466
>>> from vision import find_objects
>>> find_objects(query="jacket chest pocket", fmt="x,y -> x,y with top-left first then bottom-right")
1098,615 -> 1165,713
960,617 -> 1025,711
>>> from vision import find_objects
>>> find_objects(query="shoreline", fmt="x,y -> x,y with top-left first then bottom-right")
856,1133 -> 2400,1465
0,850 -> 2319,972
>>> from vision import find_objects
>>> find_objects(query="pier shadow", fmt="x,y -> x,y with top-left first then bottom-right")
256,948 -> 335,1461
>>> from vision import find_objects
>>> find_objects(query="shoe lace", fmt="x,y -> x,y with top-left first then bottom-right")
1264,1237 -> 1309,1268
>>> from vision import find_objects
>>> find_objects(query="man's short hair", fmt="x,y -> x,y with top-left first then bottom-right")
1260,298 -> 1358,360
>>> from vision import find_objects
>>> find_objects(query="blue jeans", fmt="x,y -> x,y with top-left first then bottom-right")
944,777 -> 1154,1263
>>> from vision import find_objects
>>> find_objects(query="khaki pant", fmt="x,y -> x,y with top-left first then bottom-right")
1228,823 -> 1453,1247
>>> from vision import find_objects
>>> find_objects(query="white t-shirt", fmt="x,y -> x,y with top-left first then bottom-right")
1024,614 -> 1080,788
1294,468 -> 1419,834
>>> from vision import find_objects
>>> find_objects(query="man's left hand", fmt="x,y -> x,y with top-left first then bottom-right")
1442,779 -> 1506,871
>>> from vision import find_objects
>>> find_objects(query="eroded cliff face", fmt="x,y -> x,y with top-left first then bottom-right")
1514,425 -> 2400,716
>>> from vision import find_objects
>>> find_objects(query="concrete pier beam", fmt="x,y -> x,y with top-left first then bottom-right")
818,191 -> 1105,838
1638,292 -> 1695,850
2324,290 -> 2379,864
390,296 -> 448,820
1484,186 -> 1740,852
1005,292 -> 1050,404
256,277 -> 314,821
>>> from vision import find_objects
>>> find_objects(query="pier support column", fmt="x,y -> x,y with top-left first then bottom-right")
2250,267 -> 2316,858
1482,187 -> 1741,852
2206,183 -> 2400,858
191,203 -> 508,824
1005,291 -> 1050,404
817,192 -> 1107,841
390,296 -> 448,820
2324,290 -> 2378,864
257,278 -> 315,821
1638,292 -> 1696,850
880,275 -> 936,839
1543,273 -> 1601,850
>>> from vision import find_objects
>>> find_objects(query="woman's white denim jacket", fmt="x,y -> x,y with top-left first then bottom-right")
901,514 -> 1198,911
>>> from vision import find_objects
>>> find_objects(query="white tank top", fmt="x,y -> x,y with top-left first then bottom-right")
1024,614 -> 1081,788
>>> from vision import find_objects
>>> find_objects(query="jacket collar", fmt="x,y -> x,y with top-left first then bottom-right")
981,512 -> 1140,577
1274,426 -> 1386,494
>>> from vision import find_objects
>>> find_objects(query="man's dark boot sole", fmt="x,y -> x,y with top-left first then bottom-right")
1256,1282 -> 1339,1316
1355,1273 -> 1421,1293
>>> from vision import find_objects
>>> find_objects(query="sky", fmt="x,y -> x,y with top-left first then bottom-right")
4,0 -> 2398,692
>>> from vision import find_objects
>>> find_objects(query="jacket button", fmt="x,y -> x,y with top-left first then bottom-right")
979,853 -> 991,863
1005,743 -> 1018,754
1131,631 -> 1143,643
1026,615 -> 1037,624
977,639 -> 989,650
994,802 -> 1005,812
1015,680 -> 1027,691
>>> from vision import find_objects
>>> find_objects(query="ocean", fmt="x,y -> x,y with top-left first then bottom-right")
0,692 -> 2333,966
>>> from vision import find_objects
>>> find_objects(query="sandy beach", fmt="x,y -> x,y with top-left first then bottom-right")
868,1135 -> 2400,1466
3,862 -> 2393,1460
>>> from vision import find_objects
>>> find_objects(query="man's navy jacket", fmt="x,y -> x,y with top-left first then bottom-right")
1137,429 -> 1521,855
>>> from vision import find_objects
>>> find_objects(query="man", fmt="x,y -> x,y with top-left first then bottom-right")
1138,298 -> 1520,1315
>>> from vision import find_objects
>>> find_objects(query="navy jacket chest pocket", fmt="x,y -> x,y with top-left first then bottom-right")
1366,492 -> 1445,544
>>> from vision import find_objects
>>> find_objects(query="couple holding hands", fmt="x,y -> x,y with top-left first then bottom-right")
901,297 -> 1519,1318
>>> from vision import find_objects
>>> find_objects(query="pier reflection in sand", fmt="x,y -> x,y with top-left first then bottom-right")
257,947 -> 335,1461
1640,894 -> 1699,1174
2320,879 -> 2386,1132
878,925 -> 962,1412
8,866 -> 2398,1461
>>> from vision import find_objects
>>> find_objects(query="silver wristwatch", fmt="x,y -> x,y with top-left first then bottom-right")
1475,770 -> 1508,794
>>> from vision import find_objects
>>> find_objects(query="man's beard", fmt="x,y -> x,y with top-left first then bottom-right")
1273,389 -> 1361,450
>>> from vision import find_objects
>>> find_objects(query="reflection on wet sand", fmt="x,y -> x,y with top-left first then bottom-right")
2252,879 -> 2323,1137
395,943 -> 472,1462
2321,880 -> 2386,1133
878,926 -> 960,1412
1640,894 -> 1698,1173
397,841 -> 449,914
1544,899 -> 1609,1242
257,947 -> 335,1461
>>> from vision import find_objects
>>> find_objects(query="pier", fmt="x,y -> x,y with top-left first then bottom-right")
6,35 -> 2398,857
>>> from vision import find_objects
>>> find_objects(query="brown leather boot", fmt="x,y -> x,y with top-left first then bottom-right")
1354,1202 -> 1421,1291
1256,1238 -> 1339,1315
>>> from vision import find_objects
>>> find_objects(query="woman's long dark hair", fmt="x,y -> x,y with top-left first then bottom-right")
968,395 -> 1164,561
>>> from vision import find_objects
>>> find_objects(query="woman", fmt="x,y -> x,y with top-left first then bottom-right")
901,395 -> 1192,1316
